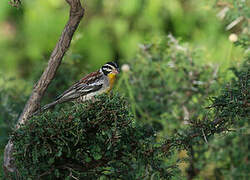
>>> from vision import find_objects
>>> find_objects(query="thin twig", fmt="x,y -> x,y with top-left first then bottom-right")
202,128 -> 208,143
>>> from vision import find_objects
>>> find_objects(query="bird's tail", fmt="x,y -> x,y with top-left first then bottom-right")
42,100 -> 60,112
32,100 -> 60,116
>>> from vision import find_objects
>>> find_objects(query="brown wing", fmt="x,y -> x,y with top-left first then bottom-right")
81,71 -> 102,84
55,70 -> 103,101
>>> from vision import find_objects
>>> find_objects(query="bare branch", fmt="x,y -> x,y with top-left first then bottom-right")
3,0 -> 84,175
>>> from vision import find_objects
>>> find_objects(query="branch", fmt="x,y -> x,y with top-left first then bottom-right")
18,0 -> 84,126
3,0 -> 84,176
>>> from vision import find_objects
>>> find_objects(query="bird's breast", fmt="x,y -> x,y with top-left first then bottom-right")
107,73 -> 116,92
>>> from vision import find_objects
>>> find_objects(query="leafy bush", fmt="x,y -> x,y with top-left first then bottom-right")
7,48 -> 249,180
118,35 -> 221,133
192,58 -> 250,179
116,34 -> 249,178
11,94 -> 177,179
1,1 -> 249,179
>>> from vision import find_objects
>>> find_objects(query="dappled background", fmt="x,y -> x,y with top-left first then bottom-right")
0,0 -> 249,179
0,0 -> 244,77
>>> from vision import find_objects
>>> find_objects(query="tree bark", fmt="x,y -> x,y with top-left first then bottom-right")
3,0 -> 84,176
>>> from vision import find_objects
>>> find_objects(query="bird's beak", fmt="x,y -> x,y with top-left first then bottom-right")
112,69 -> 119,74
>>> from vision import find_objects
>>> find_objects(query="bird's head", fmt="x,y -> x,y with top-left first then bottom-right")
100,62 -> 120,77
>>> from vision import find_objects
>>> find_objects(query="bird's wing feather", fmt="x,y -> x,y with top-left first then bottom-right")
55,80 -> 82,101
58,84 -> 103,102
81,71 -> 102,84
55,71 -> 103,102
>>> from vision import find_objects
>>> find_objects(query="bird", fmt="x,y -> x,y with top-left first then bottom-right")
36,62 -> 119,114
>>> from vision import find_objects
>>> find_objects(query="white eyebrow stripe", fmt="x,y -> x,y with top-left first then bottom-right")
104,64 -> 115,69
102,67 -> 112,71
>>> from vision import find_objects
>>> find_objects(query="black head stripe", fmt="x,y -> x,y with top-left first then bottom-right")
105,62 -> 119,69
102,65 -> 113,70
101,62 -> 119,75
102,66 -> 112,71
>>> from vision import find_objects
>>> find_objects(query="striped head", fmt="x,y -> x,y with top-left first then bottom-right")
101,62 -> 119,76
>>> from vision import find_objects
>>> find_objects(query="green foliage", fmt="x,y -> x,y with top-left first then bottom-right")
175,57 -> 249,144
0,0 -> 244,78
0,87 -> 18,125
1,1 -> 249,179
212,59 -> 249,126
0,78 -> 27,146
9,49 -> 249,180
0,77 -> 28,179
208,129 -> 249,179
9,59 -> 249,179
118,35 -> 221,134
223,0 -> 249,26
220,0 -> 250,49
11,94 -> 176,179
175,57 -> 249,179
192,58 -> 250,179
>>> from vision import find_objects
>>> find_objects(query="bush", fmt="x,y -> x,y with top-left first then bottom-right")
118,35 -> 221,133
116,34 -> 249,178
192,58 -> 249,179
11,94 -> 177,179
10,56 -> 249,179
6,34 -> 249,179
2,0 -> 249,179
7,49 -> 249,180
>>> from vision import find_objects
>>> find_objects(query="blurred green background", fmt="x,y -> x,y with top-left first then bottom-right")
0,0 -> 244,79
0,0 -> 249,179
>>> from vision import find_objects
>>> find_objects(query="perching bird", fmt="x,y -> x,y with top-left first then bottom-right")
38,62 -> 119,113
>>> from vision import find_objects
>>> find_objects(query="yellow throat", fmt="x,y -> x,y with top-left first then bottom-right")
107,73 -> 116,92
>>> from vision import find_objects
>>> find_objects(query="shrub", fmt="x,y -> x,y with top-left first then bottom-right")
11,94 -> 177,179
8,50 -> 249,180
116,34 -> 249,178
192,58 -> 249,179
117,35 -> 221,134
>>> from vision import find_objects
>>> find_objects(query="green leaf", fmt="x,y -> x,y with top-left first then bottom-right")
93,152 -> 102,160
85,156 -> 92,163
